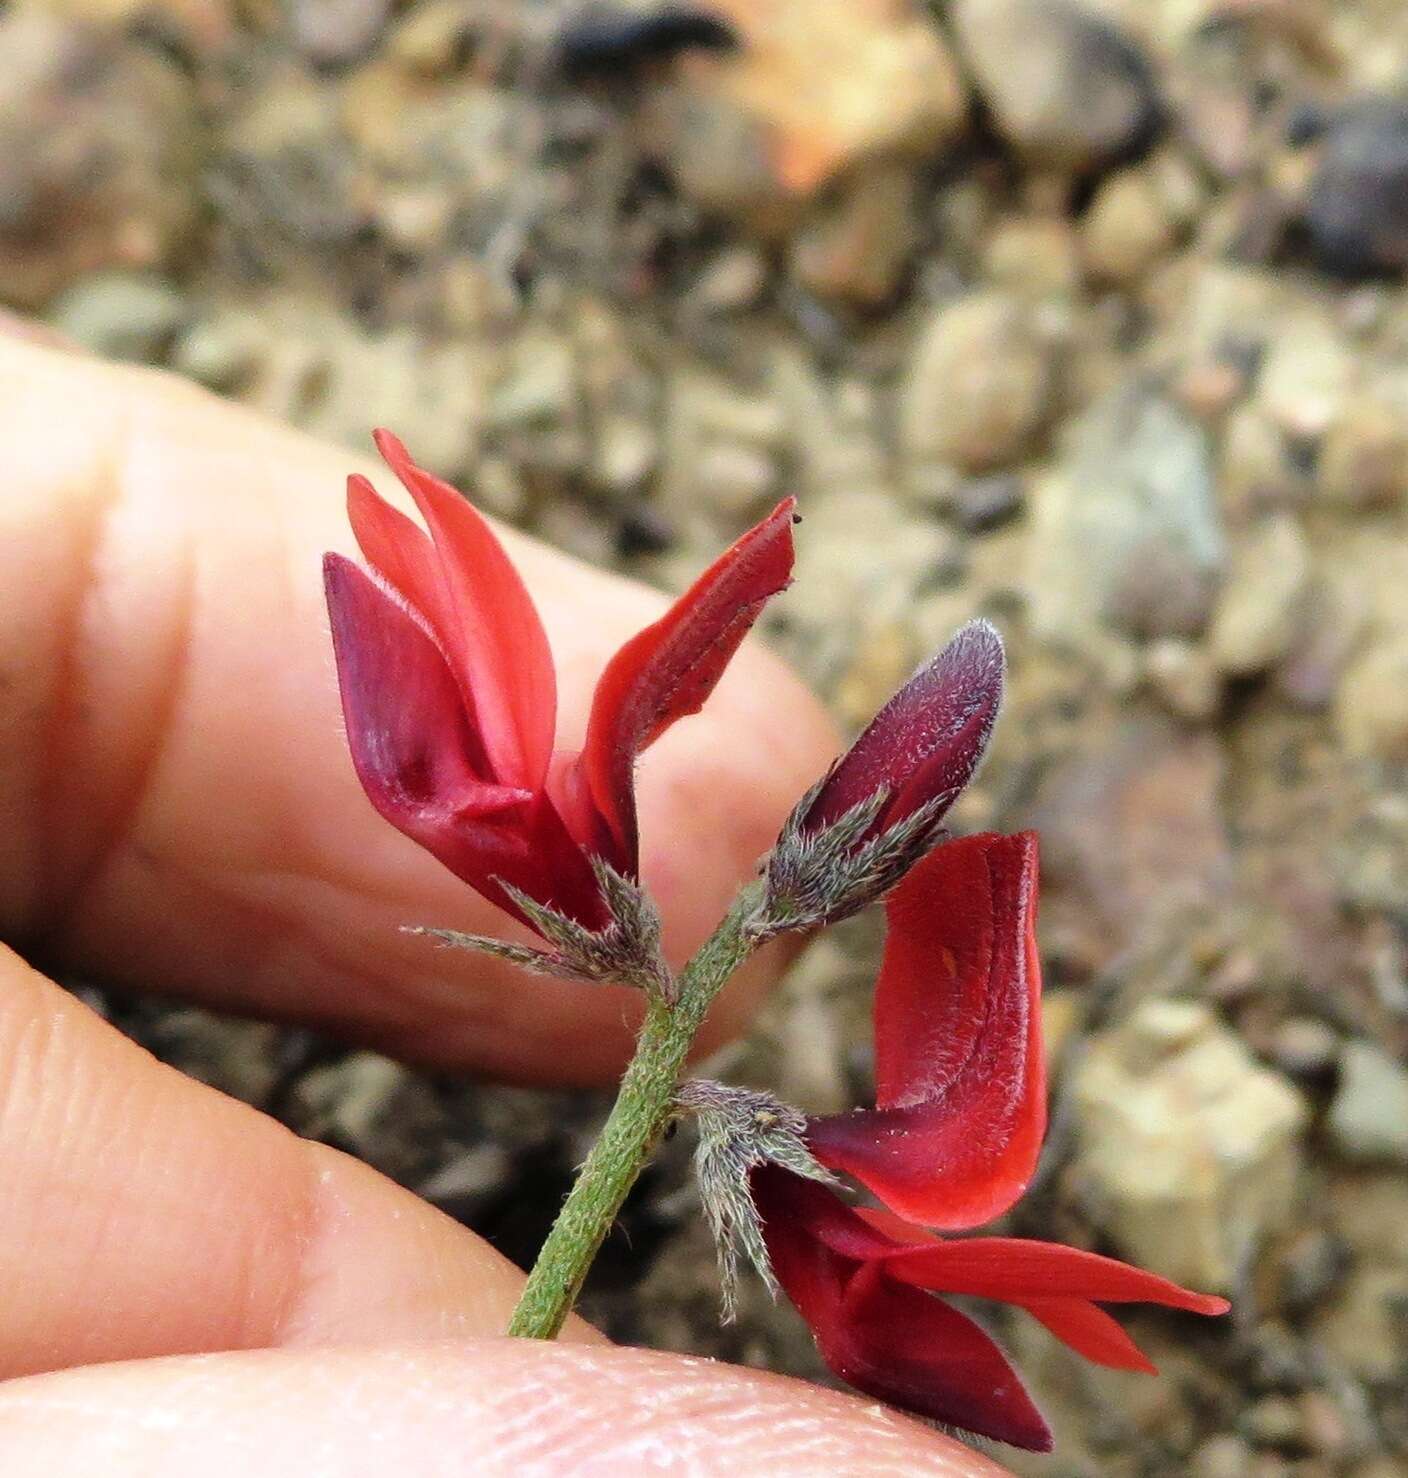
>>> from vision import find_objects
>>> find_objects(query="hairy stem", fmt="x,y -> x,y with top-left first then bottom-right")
507,892 -> 758,1339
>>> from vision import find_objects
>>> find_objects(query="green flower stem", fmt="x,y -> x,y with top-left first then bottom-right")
507,892 -> 759,1339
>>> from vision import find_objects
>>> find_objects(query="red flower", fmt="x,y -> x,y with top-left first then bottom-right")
324,430 -> 795,934
757,832 -> 1229,1450
753,1167 -> 1228,1452
802,620 -> 1005,840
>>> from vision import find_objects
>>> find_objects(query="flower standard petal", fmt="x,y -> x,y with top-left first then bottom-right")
807,831 -> 1045,1228
372,429 -> 557,790
345,472 -> 441,622
345,474 -> 493,779
558,497 -> 797,870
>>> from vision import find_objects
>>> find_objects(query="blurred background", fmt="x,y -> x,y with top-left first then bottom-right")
4,0 -> 1407,1471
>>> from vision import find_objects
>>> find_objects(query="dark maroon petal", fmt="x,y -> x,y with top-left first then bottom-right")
554,497 -> 796,871
324,554 -> 608,932
838,1264 -> 1053,1451
754,1168 -> 1051,1451
501,793 -> 615,931
345,474 -> 494,780
807,831 -> 1044,1229
753,1162 -> 916,1262
804,620 -> 1004,835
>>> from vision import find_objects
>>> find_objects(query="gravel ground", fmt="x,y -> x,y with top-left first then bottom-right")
6,1 -> 1408,1472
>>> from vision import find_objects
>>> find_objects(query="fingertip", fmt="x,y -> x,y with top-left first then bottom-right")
0,1342 -> 1014,1477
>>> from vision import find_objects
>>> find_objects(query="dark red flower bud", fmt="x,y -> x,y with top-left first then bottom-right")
804,619 -> 1004,838
324,430 -> 795,938
759,622 -> 1007,933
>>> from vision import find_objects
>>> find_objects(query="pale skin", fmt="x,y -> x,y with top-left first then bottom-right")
0,330 -> 1013,1476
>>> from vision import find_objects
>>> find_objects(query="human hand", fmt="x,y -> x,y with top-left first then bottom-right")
0,336 -> 1011,1474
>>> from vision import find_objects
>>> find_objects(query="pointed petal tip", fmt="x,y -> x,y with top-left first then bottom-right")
569,490 -> 798,863
758,494 -> 800,562
322,548 -> 358,595
1025,1421 -> 1056,1454
371,426 -> 408,462
345,471 -> 386,527
372,427 -> 428,490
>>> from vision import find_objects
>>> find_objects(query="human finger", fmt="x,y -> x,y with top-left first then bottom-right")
0,941 -> 599,1381
0,1340 -> 1014,1477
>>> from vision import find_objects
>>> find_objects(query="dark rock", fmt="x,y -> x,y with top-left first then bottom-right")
950,472 -> 1027,531
1304,100 -> 1408,278
1030,712 -> 1234,963
556,5 -> 738,82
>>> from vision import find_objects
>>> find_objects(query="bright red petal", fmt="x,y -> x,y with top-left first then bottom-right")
557,497 -> 796,869
1015,1298 -> 1157,1373
373,430 -> 557,790
346,473 -> 440,622
804,620 -> 1004,833
754,1168 -> 1051,1451
882,1237 -> 1231,1315
324,555 -> 607,931
807,831 -> 1044,1228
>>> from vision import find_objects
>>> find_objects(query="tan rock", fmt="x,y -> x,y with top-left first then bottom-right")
0,12 -> 201,308
900,291 -> 1053,473
1144,637 -> 1221,722
1336,637 -> 1408,763
1207,514 -> 1311,677
789,163 -> 920,308
1083,166 -> 1177,283
984,215 -> 1083,298
1314,1265 -> 1408,1381
952,0 -> 1159,172
1071,999 -> 1308,1291
1319,399 -> 1408,510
